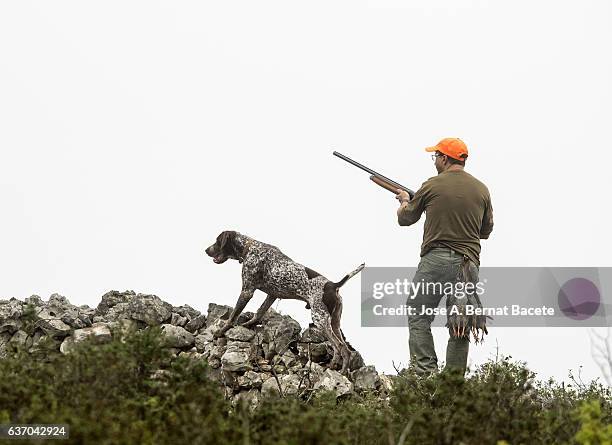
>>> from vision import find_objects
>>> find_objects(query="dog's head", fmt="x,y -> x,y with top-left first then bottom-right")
205,230 -> 239,264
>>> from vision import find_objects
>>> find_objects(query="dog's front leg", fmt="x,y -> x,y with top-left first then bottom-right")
215,286 -> 255,338
241,294 -> 276,328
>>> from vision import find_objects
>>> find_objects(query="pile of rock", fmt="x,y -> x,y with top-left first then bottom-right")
0,291 -> 394,407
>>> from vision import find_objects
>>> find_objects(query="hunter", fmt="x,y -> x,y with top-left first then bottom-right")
395,138 -> 494,376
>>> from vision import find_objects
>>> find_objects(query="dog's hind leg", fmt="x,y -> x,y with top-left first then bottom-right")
330,298 -> 351,375
241,294 -> 276,328
321,316 -> 344,371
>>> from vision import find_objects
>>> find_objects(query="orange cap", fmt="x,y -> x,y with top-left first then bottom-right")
425,138 -> 469,161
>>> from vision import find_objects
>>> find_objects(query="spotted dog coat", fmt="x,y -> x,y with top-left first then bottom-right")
205,230 -> 364,374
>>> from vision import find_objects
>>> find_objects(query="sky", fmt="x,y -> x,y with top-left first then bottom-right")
1,0 -> 611,384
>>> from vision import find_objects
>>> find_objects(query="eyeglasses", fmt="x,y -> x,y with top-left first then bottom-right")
431,152 -> 444,161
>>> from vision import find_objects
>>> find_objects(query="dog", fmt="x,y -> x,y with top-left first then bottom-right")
205,230 -> 364,374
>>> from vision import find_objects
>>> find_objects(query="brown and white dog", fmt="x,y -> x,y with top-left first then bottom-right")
205,230 -> 364,374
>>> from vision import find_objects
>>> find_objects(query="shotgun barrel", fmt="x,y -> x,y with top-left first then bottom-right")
332,151 -> 415,198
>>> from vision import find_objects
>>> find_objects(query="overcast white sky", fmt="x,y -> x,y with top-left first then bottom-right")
1,1 -> 611,383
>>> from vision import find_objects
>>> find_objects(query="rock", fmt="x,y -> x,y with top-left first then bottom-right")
298,341 -> 331,363
303,361 -> 326,376
261,374 -> 303,397
47,293 -> 69,306
300,327 -> 327,343
35,307 -> 72,338
348,350 -> 366,371
24,295 -> 44,306
128,294 -> 172,326
185,314 -> 207,333
250,327 -> 266,346
160,324 -> 195,348
60,323 -> 112,354
263,313 -> 300,359
200,319 -> 224,338
30,335 -> 62,355
101,303 -> 131,322
226,326 -> 255,342
200,342 -> 215,359
108,319 -> 139,336
73,323 -> 112,343
59,337 -> 73,354
9,330 -> 30,350
277,350 -> 298,367
178,350 -> 204,360
79,306 -> 96,323
198,327 -> 215,342
220,369 -> 238,389
0,292 -> 379,407
313,369 -> 353,397
29,329 -> 45,347
210,345 -> 226,360
215,336 -> 228,347
352,365 -> 380,391
221,341 -> 255,372
206,303 -> 232,326
0,299 -> 24,334
95,290 -> 136,316
97,291 -> 174,326
194,333 -> 213,353
273,365 -> 287,373
256,358 -> 272,372
172,304 -> 201,320
379,374 -> 395,393
170,313 -> 187,327
298,326 -> 331,364
237,370 -> 263,389
237,312 -> 255,325
61,312 -> 91,329
0,332 -> 12,358
233,389 -> 260,410
47,293 -> 93,329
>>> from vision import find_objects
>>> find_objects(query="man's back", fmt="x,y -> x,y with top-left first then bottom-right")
398,169 -> 493,266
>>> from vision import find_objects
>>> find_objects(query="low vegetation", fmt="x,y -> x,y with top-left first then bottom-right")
0,326 -> 610,445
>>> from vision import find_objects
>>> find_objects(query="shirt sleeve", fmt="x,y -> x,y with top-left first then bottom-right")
480,195 -> 494,239
397,181 -> 429,227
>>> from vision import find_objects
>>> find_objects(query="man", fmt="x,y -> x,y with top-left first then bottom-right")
395,137 -> 494,376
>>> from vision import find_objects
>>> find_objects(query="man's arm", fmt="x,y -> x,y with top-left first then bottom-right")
480,197 -> 494,239
396,184 -> 427,226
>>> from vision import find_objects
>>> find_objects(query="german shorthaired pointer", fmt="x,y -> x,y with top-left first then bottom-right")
205,230 -> 364,374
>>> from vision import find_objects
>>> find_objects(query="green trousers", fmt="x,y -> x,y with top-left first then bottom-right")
407,247 -> 479,376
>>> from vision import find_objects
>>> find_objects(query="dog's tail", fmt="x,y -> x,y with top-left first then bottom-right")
335,263 -> 365,288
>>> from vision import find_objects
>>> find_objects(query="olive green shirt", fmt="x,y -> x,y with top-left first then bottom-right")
397,169 -> 493,266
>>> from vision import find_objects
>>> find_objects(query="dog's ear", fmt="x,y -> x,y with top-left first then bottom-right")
218,230 -> 237,251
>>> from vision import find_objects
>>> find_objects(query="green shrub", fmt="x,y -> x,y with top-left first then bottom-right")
242,392 -> 391,445
0,326 -> 237,444
574,399 -> 612,445
0,330 -> 610,445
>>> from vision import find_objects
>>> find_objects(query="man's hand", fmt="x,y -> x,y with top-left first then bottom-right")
395,189 -> 411,205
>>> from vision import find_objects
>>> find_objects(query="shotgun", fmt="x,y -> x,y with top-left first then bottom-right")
332,151 -> 415,199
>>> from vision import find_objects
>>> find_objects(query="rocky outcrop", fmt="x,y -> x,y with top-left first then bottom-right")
0,291 -> 396,406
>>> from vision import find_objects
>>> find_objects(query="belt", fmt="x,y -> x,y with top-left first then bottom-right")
428,246 -> 463,257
